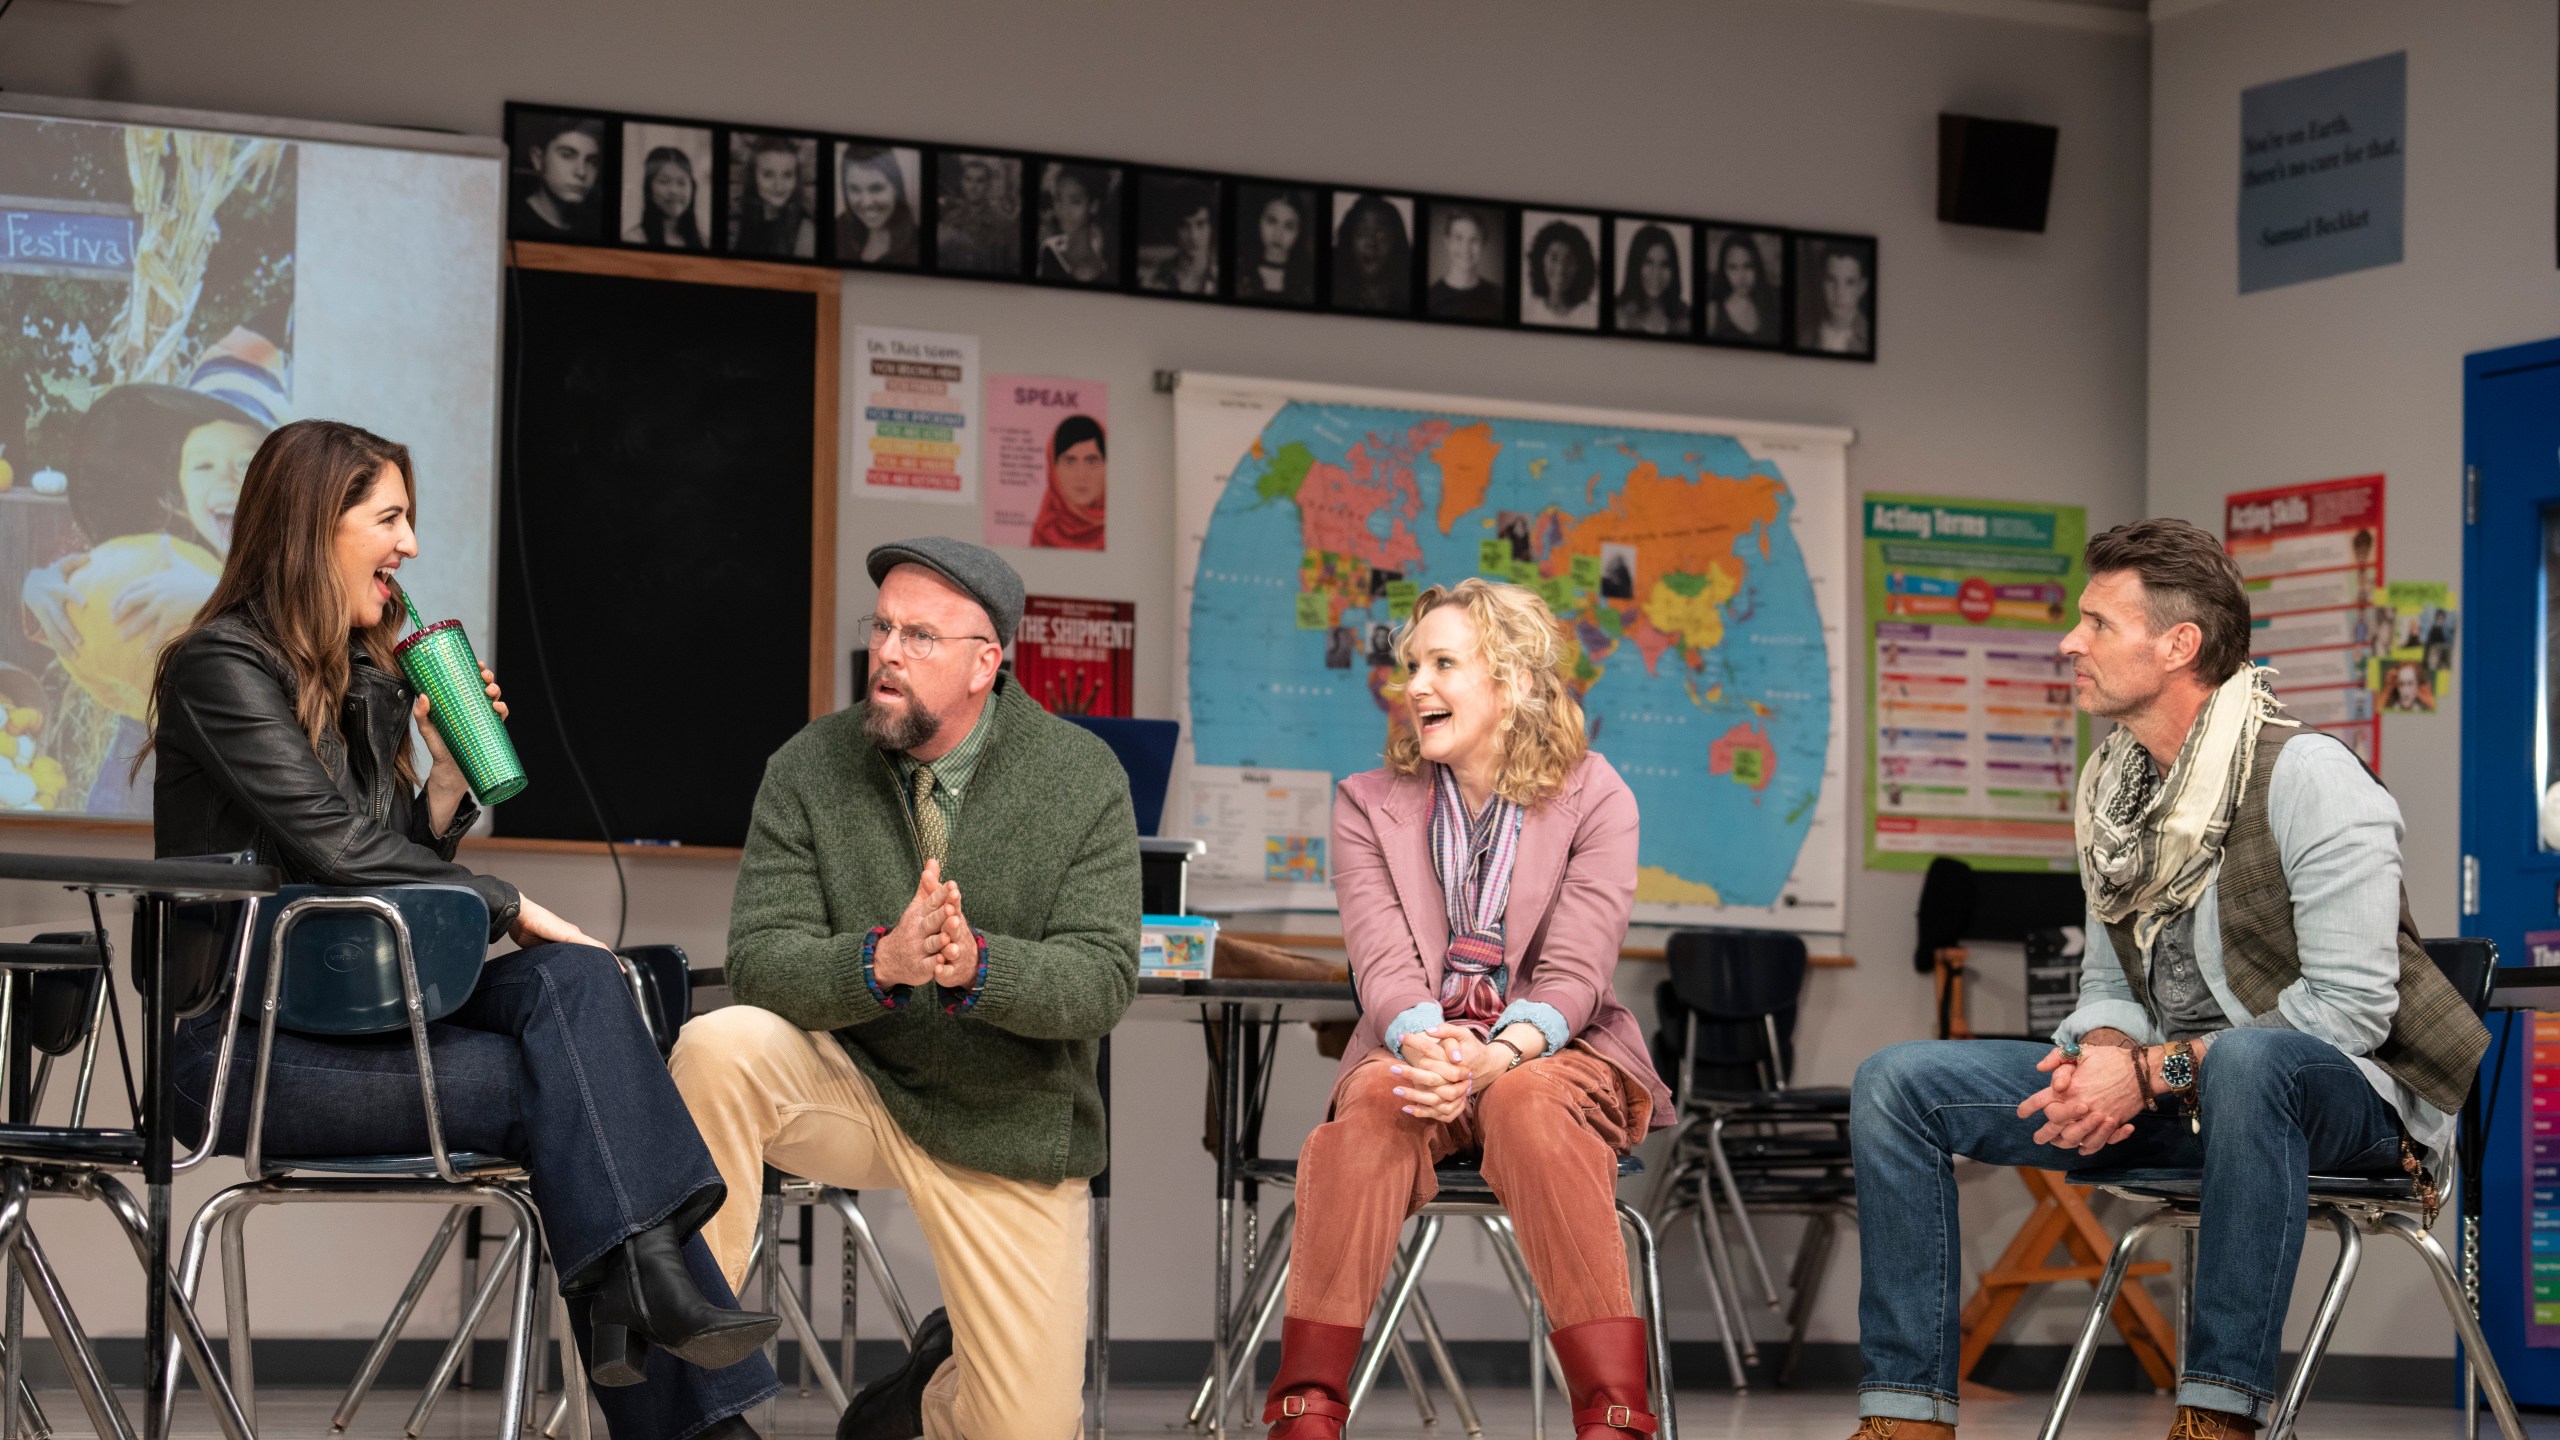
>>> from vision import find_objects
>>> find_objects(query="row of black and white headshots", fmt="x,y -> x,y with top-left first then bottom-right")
509,105 -> 1879,361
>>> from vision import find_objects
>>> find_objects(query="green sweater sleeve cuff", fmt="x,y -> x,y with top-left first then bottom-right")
964,933 -> 1030,1023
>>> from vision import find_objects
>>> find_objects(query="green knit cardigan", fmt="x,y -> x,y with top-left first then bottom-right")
724,678 -> 1140,1184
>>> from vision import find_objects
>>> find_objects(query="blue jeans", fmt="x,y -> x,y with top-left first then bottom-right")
174,941 -> 779,1440
1851,1031 -> 2404,1425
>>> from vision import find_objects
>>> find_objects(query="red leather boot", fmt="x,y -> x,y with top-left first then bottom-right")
1550,1315 -> 1660,1436
1260,1316 -> 1364,1438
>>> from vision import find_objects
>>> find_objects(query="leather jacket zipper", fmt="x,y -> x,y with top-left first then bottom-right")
357,689 -> 393,824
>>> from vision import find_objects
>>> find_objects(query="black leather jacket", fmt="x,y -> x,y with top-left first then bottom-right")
151,610 -> 521,939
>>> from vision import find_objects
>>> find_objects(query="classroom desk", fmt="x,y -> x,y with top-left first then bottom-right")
0,851 -> 279,1440
1109,976 -> 1358,1437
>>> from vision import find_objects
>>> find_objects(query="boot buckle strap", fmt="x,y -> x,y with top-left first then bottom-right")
1573,1402 -> 1658,1434
1263,1393 -> 1349,1424
1283,1399 -> 1303,1418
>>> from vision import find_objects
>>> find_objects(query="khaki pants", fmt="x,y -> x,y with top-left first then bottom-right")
669,1005 -> 1089,1440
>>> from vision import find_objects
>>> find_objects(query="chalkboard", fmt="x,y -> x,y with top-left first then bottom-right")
494,250 -> 837,848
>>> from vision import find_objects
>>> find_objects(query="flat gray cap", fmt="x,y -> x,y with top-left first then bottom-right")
866,536 -> 1026,646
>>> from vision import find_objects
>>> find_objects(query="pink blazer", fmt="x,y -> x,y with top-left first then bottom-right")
1327,750 -> 1673,1131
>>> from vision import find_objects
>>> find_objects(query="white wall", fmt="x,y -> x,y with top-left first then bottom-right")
0,0 -> 2150,1357
2147,0 -> 2560,1359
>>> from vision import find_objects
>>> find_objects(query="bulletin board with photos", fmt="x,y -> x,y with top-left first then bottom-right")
506,102 -> 1881,362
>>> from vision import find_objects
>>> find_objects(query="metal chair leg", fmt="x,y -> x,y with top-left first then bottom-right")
2377,1212 -> 2528,1440
1685,1198 -> 1751,1389
1408,1289 -> 1483,1438
1188,1209 -> 1295,1430
1479,1216 -> 1568,1391
770,1244 -> 851,1413
541,1286 -> 593,1440
406,1220 -> 529,1437
219,1205 -> 254,1427
1780,1208 -> 1840,1386
13,1225 -> 135,1440
86,1173 -> 255,1440
824,1189 -> 919,1344
2263,1207 -> 2360,1440
1618,1200 -> 1680,1440
2035,1209 -> 2172,1440
1384,1333 -> 1440,1428
1708,1117 -> 1783,1310
336,1205 -> 469,1433
1346,1216 -> 1444,1422
1688,1178 -> 1761,1366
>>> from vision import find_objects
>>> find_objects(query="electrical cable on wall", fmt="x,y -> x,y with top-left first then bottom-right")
502,244 -> 628,949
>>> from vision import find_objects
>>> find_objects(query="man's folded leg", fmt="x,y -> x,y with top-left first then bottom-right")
1849,1038 -> 2198,1427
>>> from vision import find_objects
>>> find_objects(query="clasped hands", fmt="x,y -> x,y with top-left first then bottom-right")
2017,1042 -> 2145,1156
871,858 -> 980,990
1388,1022 -> 1540,1123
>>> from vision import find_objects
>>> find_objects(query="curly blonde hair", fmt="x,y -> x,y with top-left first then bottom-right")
1382,577 -> 1588,806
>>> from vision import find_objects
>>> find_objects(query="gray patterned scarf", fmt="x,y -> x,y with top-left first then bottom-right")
2075,664 -> 2297,960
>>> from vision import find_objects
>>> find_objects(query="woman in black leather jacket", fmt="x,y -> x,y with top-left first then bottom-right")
148,419 -> 777,1439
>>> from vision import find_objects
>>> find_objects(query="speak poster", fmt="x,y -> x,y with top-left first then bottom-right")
1863,495 -> 2086,872
2223,474 -> 2382,764
983,375 -> 1107,550
1012,595 -> 1134,716
851,326 -> 977,505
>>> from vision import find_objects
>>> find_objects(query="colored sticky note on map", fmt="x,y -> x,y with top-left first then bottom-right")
1294,593 -> 1328,630
1538,577 -> 1570,612
1478,539 -> 1510,572
1384,580 -> 1420,619
1569,554 -> 1601,590
1506,560 -> 1537,585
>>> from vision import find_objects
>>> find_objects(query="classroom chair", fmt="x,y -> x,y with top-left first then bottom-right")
161,884 -> 575,1440
2039,938 -> 2525,1440
1644,927 -> 1854,1391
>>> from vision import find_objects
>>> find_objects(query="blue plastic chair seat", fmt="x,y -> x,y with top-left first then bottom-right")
272,1152 -> 523,1178
0,1125 -> 145,1167
2071,1166 -> 2416,1203
1434,1153 -> 1644,1195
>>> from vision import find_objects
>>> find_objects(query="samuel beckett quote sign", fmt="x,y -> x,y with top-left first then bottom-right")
2238,51 -> 2405,294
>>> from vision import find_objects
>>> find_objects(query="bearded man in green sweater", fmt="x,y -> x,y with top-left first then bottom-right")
671,537 -> 1139,1440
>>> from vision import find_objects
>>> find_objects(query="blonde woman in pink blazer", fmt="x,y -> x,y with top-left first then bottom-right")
1260,578 -> 1674,1440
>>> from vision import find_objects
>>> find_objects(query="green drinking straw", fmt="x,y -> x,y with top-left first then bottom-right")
390,577 -> 427,633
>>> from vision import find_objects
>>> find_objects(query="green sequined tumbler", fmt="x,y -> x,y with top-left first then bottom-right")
394,618 -> 527,804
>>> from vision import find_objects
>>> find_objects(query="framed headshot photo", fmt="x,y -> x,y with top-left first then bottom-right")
725,130 -> 820,259
1793,232 -> 1877,360
936,150 -> 1025,277
1702,226 -> 1787,348
1035,161 -> 1123,287
507,107 -> 611,243
1421,200 -> 1507,324
832,141 -> 923,268
1608,217 -> 1694,338
1231,182 -> 1318,306
1133,171 -> 1222,298
619,121 -> 713,252
1520,210 -> 1602,331
1329,191 -> 1415,316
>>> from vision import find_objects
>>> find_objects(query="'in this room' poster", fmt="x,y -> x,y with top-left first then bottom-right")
1864,494 -> 2086,872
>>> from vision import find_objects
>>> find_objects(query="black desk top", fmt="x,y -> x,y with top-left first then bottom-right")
0,851 -> 280,901
2490,965 -> 2560,1010
1137,975 -> 1357,1003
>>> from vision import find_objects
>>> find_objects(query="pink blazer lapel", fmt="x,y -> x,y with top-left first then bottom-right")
1375,774 -> 1449,978
1502,790 -> 1576,971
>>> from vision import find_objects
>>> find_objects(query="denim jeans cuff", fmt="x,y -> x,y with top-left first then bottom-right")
1858,1385 -> 1958,1424
2177,1377 -> 2270,1423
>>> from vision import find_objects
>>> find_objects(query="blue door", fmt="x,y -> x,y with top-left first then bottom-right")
2462,335 -> 2560,1401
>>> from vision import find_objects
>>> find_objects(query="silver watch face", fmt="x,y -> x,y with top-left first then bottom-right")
2163,1049 -> 2195,1090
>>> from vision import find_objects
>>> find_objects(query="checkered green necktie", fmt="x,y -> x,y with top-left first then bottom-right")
910,763 -> 948,864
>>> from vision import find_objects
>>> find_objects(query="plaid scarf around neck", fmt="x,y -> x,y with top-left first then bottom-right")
1429,763 -> 1526,1032
2075,663 -> 2296,961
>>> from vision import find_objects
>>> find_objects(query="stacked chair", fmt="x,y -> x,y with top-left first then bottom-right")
1645,927 -> 1856,1392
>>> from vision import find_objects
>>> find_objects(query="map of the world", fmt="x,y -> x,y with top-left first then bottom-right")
1173,377 -> 1850,930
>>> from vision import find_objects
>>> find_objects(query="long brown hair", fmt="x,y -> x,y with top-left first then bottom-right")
141,419 -> 418,782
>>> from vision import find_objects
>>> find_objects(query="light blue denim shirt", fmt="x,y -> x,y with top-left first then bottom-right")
2054,733 -> 2453,1166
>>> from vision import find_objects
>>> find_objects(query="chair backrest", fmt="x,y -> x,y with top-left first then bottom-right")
155,851 -> 261,1020
2420,936 -> 2499,1021
1912,857 -> 2086,972
620,944 -> 694,1057
1060,715 -> 1178,835
1665,929 -> 1808,1019
18,933 -> 102,1058
253,885 -> 488,1036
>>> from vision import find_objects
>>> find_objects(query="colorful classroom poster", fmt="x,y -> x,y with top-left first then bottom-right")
851,326 -> 977,505
1863,495 -> 2086,871
2223,474 -> 2382,764
2366,579 -> 2454,714
983,375 -> 1108,550
1185,765 -> 1335,897
2530,1012 -> 2560,1342
1012,595 -> 1135,716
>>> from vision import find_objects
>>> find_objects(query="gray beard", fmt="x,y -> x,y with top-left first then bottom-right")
862,693 -> 942,754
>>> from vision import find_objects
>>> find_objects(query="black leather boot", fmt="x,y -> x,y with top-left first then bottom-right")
581,1194 -> 781,1386
695,1417 -> 761,1440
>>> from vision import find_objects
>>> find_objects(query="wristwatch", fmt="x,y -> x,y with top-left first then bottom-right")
2160,1040 -> 2200,1132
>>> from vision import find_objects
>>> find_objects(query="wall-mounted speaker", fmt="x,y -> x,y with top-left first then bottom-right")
1938,113 -> 2058,233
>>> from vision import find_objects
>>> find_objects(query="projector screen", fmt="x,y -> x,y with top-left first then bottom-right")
0,96 -> 503,820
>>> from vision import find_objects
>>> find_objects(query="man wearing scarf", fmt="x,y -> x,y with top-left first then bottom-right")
1841,519 -> 2488,1440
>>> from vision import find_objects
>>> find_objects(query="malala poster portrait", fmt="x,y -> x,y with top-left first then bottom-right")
983,374 -> 1106,551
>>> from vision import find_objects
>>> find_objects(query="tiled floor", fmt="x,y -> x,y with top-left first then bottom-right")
94,1383 -> 2553,1438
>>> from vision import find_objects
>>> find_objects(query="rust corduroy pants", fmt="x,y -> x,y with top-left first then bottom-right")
1285,1045 -> 1651,1330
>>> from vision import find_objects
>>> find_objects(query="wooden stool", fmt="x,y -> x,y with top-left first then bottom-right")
1958,1168 -> 2179,1390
